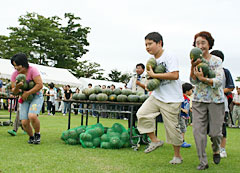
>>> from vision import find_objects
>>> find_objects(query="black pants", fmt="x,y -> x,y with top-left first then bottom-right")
222,112 -> 228,138
41,101 -> 45,114
49,101 -> 55,115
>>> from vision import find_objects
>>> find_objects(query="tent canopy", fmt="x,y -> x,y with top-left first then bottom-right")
0,58 -> 83,87
79,77 -> 125,89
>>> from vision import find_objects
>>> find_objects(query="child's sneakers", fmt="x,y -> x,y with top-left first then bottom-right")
181,142 -> 191,148
8,130 -> 17,136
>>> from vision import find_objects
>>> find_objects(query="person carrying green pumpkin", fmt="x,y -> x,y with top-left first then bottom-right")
136,32 -> 184,164
190,31 -> 225,170
10,53 -> 44,144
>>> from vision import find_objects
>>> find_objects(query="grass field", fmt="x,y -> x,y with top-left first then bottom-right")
0,110 -> 240,173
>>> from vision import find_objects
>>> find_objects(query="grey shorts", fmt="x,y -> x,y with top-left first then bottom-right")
179,117 -> 187,133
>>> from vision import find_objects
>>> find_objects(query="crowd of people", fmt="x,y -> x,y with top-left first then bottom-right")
0,31 -> 240,170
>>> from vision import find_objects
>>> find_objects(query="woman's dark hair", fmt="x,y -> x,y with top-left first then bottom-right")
145,32 -> 164,47
193,31 -> 214,50
11,53 -> 29,68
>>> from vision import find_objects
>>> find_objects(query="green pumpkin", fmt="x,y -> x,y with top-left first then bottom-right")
92,137 -> 101,147
89,93 -> 97,101
117,94 -> 128,102
127,94 -> 139,102
27,80 -> 35,90
96,93 -> 108,101
16,74 -> 26,83
147,79 -> 160,91
201,58 -> 209,65
197,63 -> 209,77
136,91 -> 144,96
112,123 -> 123,134
94,86 -> 102,94
146,58 -> 157,71
68,129 -> 78,139
102,89 -> 113,96
121,89 -> 132,96
82,88 -> 95,96
67,138 -> 78,145
101,142 -> 111,149
113,88 -> 122,95
80,133 -> 92,141
109,137 -> 121,148
154,64 -> 166,73
95,127 -> 104,137
20,82 -> 28,90
190,47 -> 203,62
78,93 -> 87,100
76,127 -> 86,135
72,93 -> 79,100
208,70 -> 216,78
101,134 -> 109,142
108,94 -> 117,101
139,95 -> 149,103
84,141 -> 94,148
61,131 -> 69,141
87,129 -> 98,138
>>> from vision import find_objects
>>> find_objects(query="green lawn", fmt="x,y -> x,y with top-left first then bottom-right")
0,110 -> 239,173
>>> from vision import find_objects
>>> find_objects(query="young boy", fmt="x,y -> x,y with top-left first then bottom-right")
180,83 -> 193,148
137,32 -> 184,164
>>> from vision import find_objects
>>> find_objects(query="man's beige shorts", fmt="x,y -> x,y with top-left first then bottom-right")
136,95 -> 183,146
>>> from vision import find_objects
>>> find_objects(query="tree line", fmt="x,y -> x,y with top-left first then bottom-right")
0,12 -> 131,83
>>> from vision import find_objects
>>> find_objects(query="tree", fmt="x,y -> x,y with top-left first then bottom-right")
0,12 -> 90,74
236,77 -> 240,82
56,13 -> 90,69
73,60 -> 104,79
107,69 -> 131,83
108,69 -> 122,82
119,72 -> 132,84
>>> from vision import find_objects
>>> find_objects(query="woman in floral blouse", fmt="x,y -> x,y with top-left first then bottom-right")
190,31 -> 224,170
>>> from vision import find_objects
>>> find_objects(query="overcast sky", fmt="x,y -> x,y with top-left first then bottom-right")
1,0 -> 239,83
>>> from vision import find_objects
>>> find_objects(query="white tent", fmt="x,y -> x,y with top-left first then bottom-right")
0,58 -> 83,87
79,77 -> 125,89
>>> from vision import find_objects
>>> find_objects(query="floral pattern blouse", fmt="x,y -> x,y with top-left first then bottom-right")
190,55 -> 224,103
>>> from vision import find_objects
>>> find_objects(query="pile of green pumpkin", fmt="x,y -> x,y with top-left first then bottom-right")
61,123 -> 140,149
14,74 -> 36,101
72,86 -> 149,103
190,47 -> 216,78
145,58 -> 166,91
